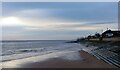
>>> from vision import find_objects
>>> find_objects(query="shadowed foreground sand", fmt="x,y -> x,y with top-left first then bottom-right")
21,50 -> 117,68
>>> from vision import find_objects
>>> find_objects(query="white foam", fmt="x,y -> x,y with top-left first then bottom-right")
2,50 -> 81,68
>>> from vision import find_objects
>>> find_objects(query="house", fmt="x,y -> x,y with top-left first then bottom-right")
101,30 -> 120,41
86,33 -> 101,41
84,29 -> 120,41
102,30 -> 120,38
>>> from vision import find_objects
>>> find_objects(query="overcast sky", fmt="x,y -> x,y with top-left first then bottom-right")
2,2 -> 118,40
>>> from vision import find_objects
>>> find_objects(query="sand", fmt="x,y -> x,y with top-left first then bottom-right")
20,50 -> 117,68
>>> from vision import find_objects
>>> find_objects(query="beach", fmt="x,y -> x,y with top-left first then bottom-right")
2,50 -> 116,68
2,40 -> 118,68
2,2 -> 120,70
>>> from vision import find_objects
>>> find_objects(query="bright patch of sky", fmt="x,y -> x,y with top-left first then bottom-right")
2,2 -> 118,40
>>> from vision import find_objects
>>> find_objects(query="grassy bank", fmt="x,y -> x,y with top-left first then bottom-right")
80,41 -> 120,47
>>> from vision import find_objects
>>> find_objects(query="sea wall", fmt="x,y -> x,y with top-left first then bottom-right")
89,38 -> 99,41
87,37 -> 120,41
102,37 -> 120,41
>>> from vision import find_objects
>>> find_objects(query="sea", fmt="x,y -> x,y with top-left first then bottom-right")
1,40 -> 82,62
1,40 -> 119,68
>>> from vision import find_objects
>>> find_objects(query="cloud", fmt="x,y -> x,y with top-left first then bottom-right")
2,2 -> 118,40
2,15 -> 117,33
13,9 -> 54,18
3,2 -> 118,22
21,17 -> 117,31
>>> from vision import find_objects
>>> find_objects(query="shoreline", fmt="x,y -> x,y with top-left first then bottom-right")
19,50 -> 117,68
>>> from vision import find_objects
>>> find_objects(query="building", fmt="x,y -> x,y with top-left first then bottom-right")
101,30 -> 120,41
85,29 -> 120,41
102,30 -> 120,38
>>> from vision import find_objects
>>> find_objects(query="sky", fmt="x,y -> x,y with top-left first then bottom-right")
2,2 -> 118,40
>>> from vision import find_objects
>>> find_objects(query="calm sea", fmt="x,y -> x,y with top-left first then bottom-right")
1,40 -> 81,62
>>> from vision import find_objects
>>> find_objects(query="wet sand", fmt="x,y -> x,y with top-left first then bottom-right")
21,50 -> 117,68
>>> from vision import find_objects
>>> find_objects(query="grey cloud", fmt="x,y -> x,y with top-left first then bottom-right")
51,21 -> 117,28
